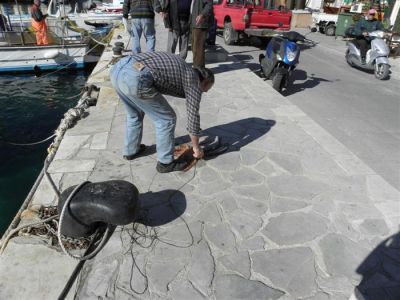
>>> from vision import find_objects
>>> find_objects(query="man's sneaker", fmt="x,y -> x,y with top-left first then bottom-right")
156,160 -> 188,173
123,144 -> 146,161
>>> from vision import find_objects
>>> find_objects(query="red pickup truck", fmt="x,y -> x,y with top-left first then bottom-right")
213,0 -> 292,44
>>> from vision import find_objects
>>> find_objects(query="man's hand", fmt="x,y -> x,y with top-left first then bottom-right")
160,12 -> 166,18
362,31 -> 368,36
196,15 -> 204,26
190,134 -> 204,159
193,146 -> 204,159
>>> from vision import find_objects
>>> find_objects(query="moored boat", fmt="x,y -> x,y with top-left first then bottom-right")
0,19 -> 100,74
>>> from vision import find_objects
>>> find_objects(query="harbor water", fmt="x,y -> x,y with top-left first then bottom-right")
0,72 -> 89,236
0,1 -> 106,236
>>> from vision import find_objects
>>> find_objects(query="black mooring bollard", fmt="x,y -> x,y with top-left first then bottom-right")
57,180 -> 140,238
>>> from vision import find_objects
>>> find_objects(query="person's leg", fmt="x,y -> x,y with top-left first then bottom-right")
127,94 -> 176,164
42,22 -> 49,45
357,38 -> 368,61
167,29 -> 178,54
131,18 -> 143,53
178,18 -> 189,60
110,57 -> 144,156
142,18 -> 156,52
119,92 -> 145,156
192,28 -> 207,67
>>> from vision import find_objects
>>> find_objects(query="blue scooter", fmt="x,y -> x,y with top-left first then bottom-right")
259,29 -> 316,93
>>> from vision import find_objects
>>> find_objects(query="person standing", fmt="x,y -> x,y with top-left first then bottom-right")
155,0 -> 192,60
110,52 -> 215,173
190,0 -> 213,67
123,0 -> 156,54
31,0 -> 49,46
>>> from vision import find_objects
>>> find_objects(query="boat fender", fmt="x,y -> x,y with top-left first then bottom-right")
33,65 -> 42,77
43,49 -> 60,59
58,180 -> 140,238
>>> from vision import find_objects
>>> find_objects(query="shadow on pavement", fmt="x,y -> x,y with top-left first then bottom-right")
176,117 -> 276,160
137,190 -> 186,226
281,70 -> 334,97
355,232 -> 400,299
205,45 -> 260,74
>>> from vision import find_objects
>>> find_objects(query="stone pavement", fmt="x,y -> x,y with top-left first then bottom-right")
0,18 -> 399,300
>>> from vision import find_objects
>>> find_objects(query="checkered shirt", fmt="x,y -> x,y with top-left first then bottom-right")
132,52 -> 203,136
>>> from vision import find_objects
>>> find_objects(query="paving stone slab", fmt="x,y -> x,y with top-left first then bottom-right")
219,251 -> 251,278
227,211 -> 263,240
316,275 -> 356,297
254,158 -> 284,177
263,212 -> 328,246
90,131 -> 109,150
238,236 -> 266,251
270,195 -> 309,213
168,278 -> 207,300
53,135 -> 91,160
267,152 -> 303,175
214,274 -> 285,300
235,196 -> 269,216
47,159 -> 96,173
231,184 -> 270,202
267,175 -> 329,201
194,202 -> 223,224
251,247 -> 317,298
359,219 -> 390,236
217,190 -> 239,215
319,233 -> 371,280
206,151 -> 241,172
204,223 -> 237,253
239,147 -> 266,166
147,260 -> 186,295
0,239 -> 78,300
187,240 -> 215,297
30,172 -> 63,206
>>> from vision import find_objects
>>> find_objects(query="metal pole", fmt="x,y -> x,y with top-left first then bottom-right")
14,0 -> 25,45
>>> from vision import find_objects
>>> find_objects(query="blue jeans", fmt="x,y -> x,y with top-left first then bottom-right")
131,18 -> 156,54
110,56 -> 176,164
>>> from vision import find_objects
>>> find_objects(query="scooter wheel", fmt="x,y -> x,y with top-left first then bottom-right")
272,72 -> 285,92
374,63 -> 390,80
345,50 -> 353,67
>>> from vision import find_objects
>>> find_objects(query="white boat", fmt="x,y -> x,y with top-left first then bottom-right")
48,0 -> 123,29
0,19 -> 97,73
95,0 -> 124,13
2,1 -> 122,32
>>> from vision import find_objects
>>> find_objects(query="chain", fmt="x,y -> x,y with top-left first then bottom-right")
18,206 -> 91,250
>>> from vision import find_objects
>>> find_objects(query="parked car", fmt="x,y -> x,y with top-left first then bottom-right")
213,0 -> 292,45
312,12 -> 338,36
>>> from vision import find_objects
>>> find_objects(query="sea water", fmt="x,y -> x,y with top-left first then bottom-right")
0,71 -> 88,235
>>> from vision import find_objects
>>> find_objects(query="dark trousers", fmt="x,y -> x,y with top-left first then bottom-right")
354,38 -> 370,58
192,28 -> 207,68
167,18 -> 190,60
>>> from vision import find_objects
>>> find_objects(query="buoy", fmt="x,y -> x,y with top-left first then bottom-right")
43,49 -> 60,59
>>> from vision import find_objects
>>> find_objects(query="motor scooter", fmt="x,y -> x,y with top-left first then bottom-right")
345,30 -> 391,80
259,29 -> 316,93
